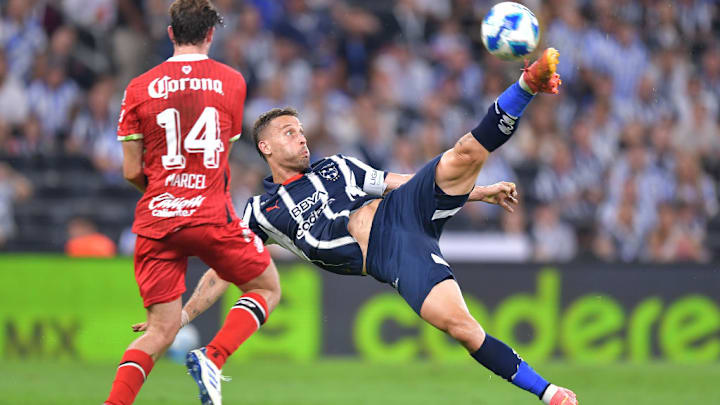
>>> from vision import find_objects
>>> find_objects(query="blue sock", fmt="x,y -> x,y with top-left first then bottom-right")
471,334 -> 550,399
497,81 -> 535,116
470,81 -> 534,152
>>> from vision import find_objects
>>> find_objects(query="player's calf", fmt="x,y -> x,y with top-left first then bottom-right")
471,334 -> 578,404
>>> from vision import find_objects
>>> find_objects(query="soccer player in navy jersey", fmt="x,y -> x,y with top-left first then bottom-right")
135,48 -> 577,404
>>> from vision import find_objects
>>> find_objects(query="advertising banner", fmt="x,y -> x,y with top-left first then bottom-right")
1,255 -> 718,364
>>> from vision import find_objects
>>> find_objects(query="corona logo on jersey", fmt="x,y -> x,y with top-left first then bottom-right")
148,192 -> 206,217
147,75 -> 224,99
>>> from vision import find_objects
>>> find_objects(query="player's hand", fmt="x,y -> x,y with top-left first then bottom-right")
132,322 -> 148,332
471,181 -> 519,212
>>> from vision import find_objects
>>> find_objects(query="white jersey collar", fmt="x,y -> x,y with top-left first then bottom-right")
166,54 -> 209,62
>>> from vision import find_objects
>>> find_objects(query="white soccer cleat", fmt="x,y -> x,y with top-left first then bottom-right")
186,348 -> 225,405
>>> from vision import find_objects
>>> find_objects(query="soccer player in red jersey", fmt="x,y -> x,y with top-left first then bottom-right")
103,1 -> 280,404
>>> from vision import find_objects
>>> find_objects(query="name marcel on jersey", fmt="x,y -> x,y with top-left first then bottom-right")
165,173 -> 207,190
148,75 -> 224,99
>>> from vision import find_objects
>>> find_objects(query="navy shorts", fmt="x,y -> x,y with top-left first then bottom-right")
366,154 -> 469,314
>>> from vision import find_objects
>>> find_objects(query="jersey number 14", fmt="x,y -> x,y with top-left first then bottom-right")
157,106 -> 224,170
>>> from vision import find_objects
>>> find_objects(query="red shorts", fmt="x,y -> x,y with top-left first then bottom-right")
134,219 -> 271,307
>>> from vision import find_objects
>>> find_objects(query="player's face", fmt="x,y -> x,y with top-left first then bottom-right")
265,115 -> 310,171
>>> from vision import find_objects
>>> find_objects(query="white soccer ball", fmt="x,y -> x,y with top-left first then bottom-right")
481,2 -> 540,61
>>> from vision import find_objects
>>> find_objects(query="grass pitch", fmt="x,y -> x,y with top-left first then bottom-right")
1,359 -> 718,404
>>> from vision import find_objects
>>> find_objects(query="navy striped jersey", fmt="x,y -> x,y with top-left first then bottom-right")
242,154 -> 386,275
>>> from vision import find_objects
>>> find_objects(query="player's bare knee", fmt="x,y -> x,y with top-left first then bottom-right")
452,134 -> 490,168
148,322 -> 179,347
265,283 -> 282,312
446,316 -> 485,349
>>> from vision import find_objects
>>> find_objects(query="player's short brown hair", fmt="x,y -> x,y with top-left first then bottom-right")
252,107 -> 299,161
169,0 -> 223,46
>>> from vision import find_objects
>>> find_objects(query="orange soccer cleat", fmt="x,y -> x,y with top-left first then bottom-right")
521,48 -> 562,94
547,386 -> 578,405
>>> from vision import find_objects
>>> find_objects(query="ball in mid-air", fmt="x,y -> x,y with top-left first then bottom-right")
481,2 -> 539,61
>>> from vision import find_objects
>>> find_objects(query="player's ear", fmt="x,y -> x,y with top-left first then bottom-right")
258,140 -> 271,157
167,26 -> 175,43
206,27 -> 215,44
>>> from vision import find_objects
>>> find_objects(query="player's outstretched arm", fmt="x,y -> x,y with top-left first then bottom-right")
383,172 -> 413,195
468,181 -> 519,212
182,268 -> 230,322
132,268 -> 230,332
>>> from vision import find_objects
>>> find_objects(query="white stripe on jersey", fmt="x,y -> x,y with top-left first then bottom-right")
330,155 -> 367,201
431,207 -> 462,221
278,186 -> 356,250
242,202 -> 252,224
252,196 -> 308,259
345,156 -> 386,196
306,173 -> 350,220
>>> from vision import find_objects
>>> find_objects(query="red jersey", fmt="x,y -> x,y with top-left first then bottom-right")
117,54 -> 246,239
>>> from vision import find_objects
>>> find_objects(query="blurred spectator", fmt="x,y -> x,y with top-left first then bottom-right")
617,73 -> 672,126
605,143 -> 673,219
27,56 -> 80,148
671,152 -> 718,221
62,0 -> 117,35
65,217 -> 116,257
583,17 -> 648,102
673,99 -> 718,156
644,202 -> 707,263
67,76 -> 117,155
531,204 -> 577,262
649,118 -> 677,175
0,0 -> 47,81
0,163 -> 32,248
374,40 -> 433,110
595,178 -> 655,262
533,140 -> 588,220
0,49 -> 29,127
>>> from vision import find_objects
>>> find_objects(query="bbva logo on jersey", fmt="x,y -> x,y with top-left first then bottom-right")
148,75 -> 224,99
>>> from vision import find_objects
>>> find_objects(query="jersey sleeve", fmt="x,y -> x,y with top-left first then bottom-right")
340,155 -> 387,196
229,72 -> 247,143
242,197 -> 270,243
117,83 -> 143,142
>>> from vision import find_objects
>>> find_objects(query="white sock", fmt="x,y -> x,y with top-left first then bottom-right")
518,75 -> 537,95
541,384 -> 559,404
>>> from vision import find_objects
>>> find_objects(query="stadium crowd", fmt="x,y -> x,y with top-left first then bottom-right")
0,0 -> 718,263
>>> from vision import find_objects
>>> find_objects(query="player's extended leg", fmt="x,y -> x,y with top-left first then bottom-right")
184,218 -> 280,405
204,260 -> 281,369
435,48 -> 561,196
105,298 -> 183,405
186,262 -> 280,405
420,279 -> 577,405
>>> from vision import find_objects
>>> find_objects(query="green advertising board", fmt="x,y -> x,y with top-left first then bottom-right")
1,255 -> 718,364
0,255 -> 145,362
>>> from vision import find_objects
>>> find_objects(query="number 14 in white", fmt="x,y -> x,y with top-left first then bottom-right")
157,106 -> 224,170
